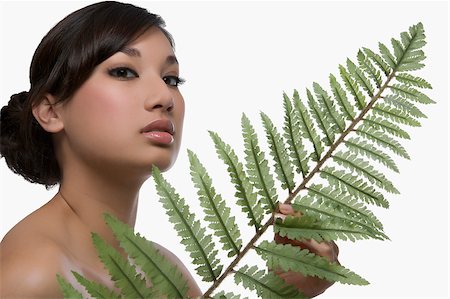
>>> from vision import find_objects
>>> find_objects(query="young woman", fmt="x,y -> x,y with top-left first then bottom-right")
0,2 -> 338,297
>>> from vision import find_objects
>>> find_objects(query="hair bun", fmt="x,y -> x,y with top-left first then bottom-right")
0,91 -> 29,144
1,91 -> 29,157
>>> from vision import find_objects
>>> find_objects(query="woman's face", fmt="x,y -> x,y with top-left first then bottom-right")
57,27 -> 185,177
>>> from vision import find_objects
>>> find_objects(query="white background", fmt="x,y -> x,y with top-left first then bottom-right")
0,1 -> 449,298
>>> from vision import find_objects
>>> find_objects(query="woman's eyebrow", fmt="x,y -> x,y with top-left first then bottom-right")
119,47 -> 179,66
120,47 -> 141,57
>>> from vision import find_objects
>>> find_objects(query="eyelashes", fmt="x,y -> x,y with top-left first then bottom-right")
163,76 -> 186,87
108,66 -> 186,87
108,67 -> 138,79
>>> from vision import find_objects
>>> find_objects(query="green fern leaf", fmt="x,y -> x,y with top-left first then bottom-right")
282,96 -> 309,178
209,131 -> 265,230
378,42 -> 397,68
307,184 -> 383,230
339,65 -> 366,110
357,50 -> 383,88
362,115 -> 411,139
104,213 -> 189,297
320,166 -> 389,208
313,82 -> 346,132
274,211 -> 384,242
292,89 -> 324,161
395,23 -> 426,71
329,74 -> 356,121
188,149 -> 243,257
345,137 -> 399,172
242,113 -> 278,212
234,265 -> 307,299
391,37 -> 405,63
332,151 -> 399,194
346,58 -> 374,98
57,274 -> 84,299
389,84 -> 435,104
306,88 -> 335,146
255,241 -> 369,285
152,166 -> 223,282
260,112 -> 296,192
362,47 -> 391,76
372,102 -> 421,127
294,195 -> 387,236
72,271 -> 120,299
383,94 -> 427,119
355,126 -> 410,160
91,233 -> 152,298
395,73 -> 432,89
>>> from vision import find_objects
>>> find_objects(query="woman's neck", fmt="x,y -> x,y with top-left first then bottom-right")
57,160 -> 146,249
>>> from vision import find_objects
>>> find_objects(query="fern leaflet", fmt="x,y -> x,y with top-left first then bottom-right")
188,149 -> 243,257
152,166 -> 223,282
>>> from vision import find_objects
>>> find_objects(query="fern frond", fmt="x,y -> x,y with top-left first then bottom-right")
329,74 -> 356,121
242,114 -> 278,212
357,50 -> 383,88
362,116 -> 411,139
307,88 -> 335,146
378,42 -> 397,69
313,82 -> 346,132
395,23 -> 427,71
372,102 -> 421,127
209,131 -> 264,230
260,112 -> 296,192
339,65 -> 366,110
282,96 -> 309,178
306,184 -> 383,229
395,73 -> 432,89
383,94 -> 427,119
362,47 -> 391,76
57,275 -> 84,299
355,125 -> 410,159
255,241 -> 369,285
188,150 -> 243,257
320,166 -> 389,208
346,58 -> 374,98
72,271 -> 120,299
291,90 -> 324,161
234,265 -> 307,299
152,166 -> 223,282
332,151 -> 399,194
345,137 -> 399,172
274,209 -> 385,242
91,233 -> 152,298
104,213 -> 189,297
388,84 -> 435,104
292,196 -> 386,238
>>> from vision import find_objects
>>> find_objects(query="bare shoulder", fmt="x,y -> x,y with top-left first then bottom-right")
0,219 -> 68,298
152,242 -> 202,297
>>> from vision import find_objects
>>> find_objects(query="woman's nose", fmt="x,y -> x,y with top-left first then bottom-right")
144,77 -> 174,112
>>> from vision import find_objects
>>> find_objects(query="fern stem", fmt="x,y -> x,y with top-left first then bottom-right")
204,70 -> 397,297
203,215 -> 276,297
285,71 -> 397,205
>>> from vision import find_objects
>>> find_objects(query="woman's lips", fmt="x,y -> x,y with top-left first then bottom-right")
141,119 -> 175,145
142,131 -> 174,145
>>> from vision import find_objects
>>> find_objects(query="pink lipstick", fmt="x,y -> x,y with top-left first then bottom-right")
141,119 -> 175,145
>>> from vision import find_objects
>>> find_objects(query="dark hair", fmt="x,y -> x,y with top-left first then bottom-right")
0,1 -> 174,189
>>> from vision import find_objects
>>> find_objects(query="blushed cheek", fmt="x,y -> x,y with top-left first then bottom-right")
65,83 -> 136,145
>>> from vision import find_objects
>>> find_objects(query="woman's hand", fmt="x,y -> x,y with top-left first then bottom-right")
272,203 -> 339,298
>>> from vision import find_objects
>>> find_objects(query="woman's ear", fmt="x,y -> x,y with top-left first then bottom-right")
32,94 -> 64,133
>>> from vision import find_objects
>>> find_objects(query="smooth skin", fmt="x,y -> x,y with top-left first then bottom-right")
0,27 -> 337,298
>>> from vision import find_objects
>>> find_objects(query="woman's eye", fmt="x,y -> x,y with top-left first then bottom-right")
163,76 -> 186,87
108,67 -> 139,79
